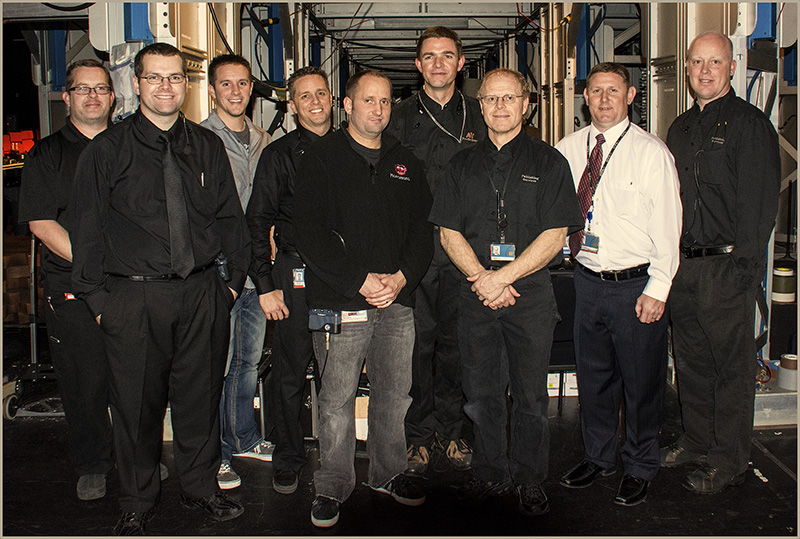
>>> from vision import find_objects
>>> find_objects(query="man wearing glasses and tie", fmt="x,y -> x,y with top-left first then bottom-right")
430,68 -> 582,517
70,42 -> 250,535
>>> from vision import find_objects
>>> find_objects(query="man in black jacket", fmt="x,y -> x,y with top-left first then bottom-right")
246,66 -> 333,495
294,70 -> 433,528
663,31 -> 780,494
386,26 -> 486,474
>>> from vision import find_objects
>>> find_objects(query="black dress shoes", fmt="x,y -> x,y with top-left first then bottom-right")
559,460 -> 616,488
180,492 -> 244,521
113,507 -> 156,536
614,474 -> 649,506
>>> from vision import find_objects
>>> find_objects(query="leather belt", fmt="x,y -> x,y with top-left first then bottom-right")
578,262 -> 650,282
113,262 -> 214,282
681,244 -> 734,259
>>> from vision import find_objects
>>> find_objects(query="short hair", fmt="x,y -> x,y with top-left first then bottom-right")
134,42 -> 186,77
477,68 -> 530,98
586,62 -> 631,88
416,26 -> 463,59
689,31 -> 734,60
65,58 -> 113,91
287,66 -> 330,101
208,54 -> 251,86
345,70 -> 392,100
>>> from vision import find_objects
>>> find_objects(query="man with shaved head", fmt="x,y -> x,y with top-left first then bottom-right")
663,31 -> 780,494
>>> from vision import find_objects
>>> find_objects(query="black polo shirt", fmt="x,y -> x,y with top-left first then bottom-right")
18,118 -> 109,292
70,109 -> 251,317
430,130 -> 583,270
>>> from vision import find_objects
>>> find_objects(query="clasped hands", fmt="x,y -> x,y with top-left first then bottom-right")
468,268 -> 519,310
360,271 -> 406,308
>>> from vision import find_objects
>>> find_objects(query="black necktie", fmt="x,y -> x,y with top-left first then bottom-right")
159,133 -> 195,278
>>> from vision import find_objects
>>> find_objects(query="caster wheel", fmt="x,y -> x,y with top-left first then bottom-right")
4,394 -> 19,420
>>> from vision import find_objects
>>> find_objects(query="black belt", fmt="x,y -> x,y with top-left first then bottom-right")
113,262 -> 214,282
578,262 -> 650,282
682,244 -> 734,259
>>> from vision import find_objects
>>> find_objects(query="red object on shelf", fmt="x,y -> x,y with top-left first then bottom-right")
3,130 -> 38,157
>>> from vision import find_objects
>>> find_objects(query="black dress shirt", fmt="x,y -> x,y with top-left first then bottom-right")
386,89 -> 486,195
18,118 -> 110,292
246,123 -> 330,294
667,89 -> 780,283
70,109 -> 251,316
430,130 -> 583,270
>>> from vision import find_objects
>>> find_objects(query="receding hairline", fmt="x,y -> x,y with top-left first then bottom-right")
688,31 -> 734,60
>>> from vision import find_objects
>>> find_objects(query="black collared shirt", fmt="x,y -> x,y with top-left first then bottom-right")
667,89 -> 780,280
18,118 -> 108,292
431,130 -> 583,270
386,89 -> 486,195
246,123 -> 330,294
70,109 -> 251,316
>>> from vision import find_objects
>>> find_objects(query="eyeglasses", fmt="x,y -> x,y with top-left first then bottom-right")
140,74 -> 186,85
67,85 -> 112,95
479,94 -> 525,106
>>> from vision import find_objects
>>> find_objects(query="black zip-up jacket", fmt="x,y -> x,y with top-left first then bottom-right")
293,129 -> 433,311
246,123 -> 330,294
667,89 -> 780,287
386,90 -> 486,195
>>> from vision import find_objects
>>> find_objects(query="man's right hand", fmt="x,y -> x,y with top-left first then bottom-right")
358,273 -> 388,299
259,290 -> 289,320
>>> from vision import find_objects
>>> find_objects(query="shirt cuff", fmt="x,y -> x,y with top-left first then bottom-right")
642,278 -> 671,303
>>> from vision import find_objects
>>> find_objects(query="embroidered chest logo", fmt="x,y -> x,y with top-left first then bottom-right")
521,174 -> 539,183
464,132 -> 476,141
395,164 -> 407,175
390,163 -> 411,181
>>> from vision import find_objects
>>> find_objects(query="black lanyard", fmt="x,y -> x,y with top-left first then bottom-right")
417,91 -> 466,143
585,123 -> 631,197
487,157 -> 514,244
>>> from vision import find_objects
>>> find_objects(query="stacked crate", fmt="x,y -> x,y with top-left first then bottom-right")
3,234 -> 44,325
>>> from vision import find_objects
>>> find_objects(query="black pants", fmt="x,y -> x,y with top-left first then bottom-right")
458,271 -> 557,485
102,270 -> 232,513
405,236 -> 466,446
573,267 -> 669,481
44,290 -> 113,477
269,252 -> 315,473
670,255 -> 758,474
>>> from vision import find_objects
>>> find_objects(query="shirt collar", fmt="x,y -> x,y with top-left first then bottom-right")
419,88 -> 460,113
589,118 -> 630,147
693,87 -> 736,116
134,108 -> 185,148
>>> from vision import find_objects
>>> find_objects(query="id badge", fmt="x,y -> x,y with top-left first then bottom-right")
341,310 -> 368,323
490,243 -> 516,261
293,268 -> 305,288
582,233 -> 600,254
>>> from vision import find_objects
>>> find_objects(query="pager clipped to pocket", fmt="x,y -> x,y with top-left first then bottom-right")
308,308 -> 341,334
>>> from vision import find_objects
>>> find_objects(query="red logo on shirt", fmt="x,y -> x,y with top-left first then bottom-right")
395,164 -> 407,176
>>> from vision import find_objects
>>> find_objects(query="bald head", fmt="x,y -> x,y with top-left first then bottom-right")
686,31 -> 736,110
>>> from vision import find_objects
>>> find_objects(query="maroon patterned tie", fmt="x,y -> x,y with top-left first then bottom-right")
569,133 -> 605,257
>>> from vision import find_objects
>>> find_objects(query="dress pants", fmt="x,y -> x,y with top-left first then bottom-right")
312,304 -> 414,503
670,255 -> 758,474
458,271 -> 557,485
573,266 -> 669,481
102,269 -> 232,512
44,290 -> 113,477
406,235 -> 466,446
269,251 -> 316,474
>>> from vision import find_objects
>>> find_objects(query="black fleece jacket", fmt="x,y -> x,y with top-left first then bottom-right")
293,128 -> 433,311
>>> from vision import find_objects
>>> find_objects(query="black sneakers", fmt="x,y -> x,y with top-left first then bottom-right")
113,507 -> 156,536
516,483 -> 550,516
370,473 -> 426,506
179,492 -> 244,521
273,469 -> 299,495
456,477 -> 513,504
311,495 -> 340,528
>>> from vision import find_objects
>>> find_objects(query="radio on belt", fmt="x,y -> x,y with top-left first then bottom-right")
309,308 -> 341,350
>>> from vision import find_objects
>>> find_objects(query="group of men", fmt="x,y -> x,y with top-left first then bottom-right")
18,24 -> 779,534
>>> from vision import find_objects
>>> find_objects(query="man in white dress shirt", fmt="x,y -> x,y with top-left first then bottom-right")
554,62 -> 681,507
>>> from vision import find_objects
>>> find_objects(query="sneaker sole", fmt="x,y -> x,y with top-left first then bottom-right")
311,512 -> 339,527
273,477 -> 298,495
391,492 -> 426,506
232,453 -> 273,462
218,478 -> 242,490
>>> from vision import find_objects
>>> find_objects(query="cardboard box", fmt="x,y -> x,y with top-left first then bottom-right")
355,395 -> 369,440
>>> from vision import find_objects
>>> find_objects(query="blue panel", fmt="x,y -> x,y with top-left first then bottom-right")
749,3 -> 776,48
785,43 -> 797,86
517,39 -> 526,74
311,41 -> 321,67
576,4 -> 590,82
48,30 -> 66,91
267,3 -> 284,84
124,3 -> 154,43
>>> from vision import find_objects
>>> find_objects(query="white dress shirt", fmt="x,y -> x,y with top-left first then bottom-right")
555,119 -> 682,302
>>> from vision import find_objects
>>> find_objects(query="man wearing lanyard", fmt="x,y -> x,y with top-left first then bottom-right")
555,62 -> 682,506
247,66 -> 333,495
663,32 -> 780,494
386,26 -> 486,475
71,43 -> 249,534
200,53 -> 272,490
18,59 -> 116,502
431,68 -> 582,516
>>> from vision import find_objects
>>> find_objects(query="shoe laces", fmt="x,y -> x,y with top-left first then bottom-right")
254,440 -> 274,453
219,462 -> 233,474
447,439 -> 472,460
407,445 -> 429,464
518,483 -> 546,504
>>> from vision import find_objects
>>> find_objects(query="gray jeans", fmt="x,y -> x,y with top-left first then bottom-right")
312,303 -> 414,502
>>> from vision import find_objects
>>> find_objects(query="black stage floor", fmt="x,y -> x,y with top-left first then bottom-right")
2,326 -> 797,536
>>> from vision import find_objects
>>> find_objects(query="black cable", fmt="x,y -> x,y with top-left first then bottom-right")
207,3 -> 235,56
43,3 -> 94,12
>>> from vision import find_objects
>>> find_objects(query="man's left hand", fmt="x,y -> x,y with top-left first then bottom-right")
635,293 -> 665,324
365,271 -> 407,308
468,269 -> 511,305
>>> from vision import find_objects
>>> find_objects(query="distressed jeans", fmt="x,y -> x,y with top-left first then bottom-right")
312,303 -> 414,503
220,287 -> 267,462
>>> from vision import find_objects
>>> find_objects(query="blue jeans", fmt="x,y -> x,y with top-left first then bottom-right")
312,304 -> 414,503
220,287 -> 267,462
